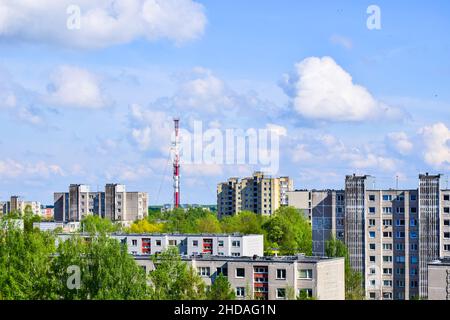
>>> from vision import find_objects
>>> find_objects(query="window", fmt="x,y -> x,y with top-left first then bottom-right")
395,219 -> 405,226
444,220 -> 450,226
369,219 -> 376,227
218,240 -> 224,247
383,268 -> 393,275
396,280 -> 405,288
370,268 -> 376,274
410,219 -> 417,227
383,243 -> 393,250
369,195 -> 376,201
192,240 -> 198,247
236,287 -> 245,297
411,280 -> 418,288
410,194 -> 417,201
383,207 -> 392,214
410,244 -> 418,251
383,219 -> 392,226
396,268 -> 405,275
276,269 -> 286,280
298,288 -> 313,298
169,240 -> 177,246
369,280 -> 376,287
396,256 -> 405,263
396,243 -> 404,251
444,195 -> 450,201
383,232 -> 392,238
369,207 -> 376,214
217,267 -> 228,276
369,243 -> 376,250
369,292 -> 376,299
396,231 -> 405,238
383,256 -> 393,262
236,268 -> 245,278
198,267 -> 210,277
299,269 -> 313,279
445,232 -> 450,239
383,195 -> 392,201
369,256 -> 376,262
411,256 -> 418,264
231,252 -> 241,257
410,268 -> 418,275
396,207 -> 405,214
276,288 -> 286,299
383,280 -> 393,287
232,240 -> 241,247
369,231 -> 376,238
132,239 -> 137,246
383,292 -> 393,299
444,244 -> 450,251
444,207 -> 450,214
410,232 -> 417,239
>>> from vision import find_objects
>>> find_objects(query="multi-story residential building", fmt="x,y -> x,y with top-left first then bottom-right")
0,196 -> 41,216
135,254 -> 345,300
217,172 -> 293,218
287,190 -> 345,256
287,173 -> 449,300
57,233 -> 264,257
427,258 -> 450,300
54,184 -> 148,223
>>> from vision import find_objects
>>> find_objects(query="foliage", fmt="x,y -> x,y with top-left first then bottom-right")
81,215 -> 120,234
325,237 -> 365,300
220,211 -> 266,235
263,207 -> 312,255
207,273 -> 235,300
148,247 -> 206,300
128,219 -> 164,234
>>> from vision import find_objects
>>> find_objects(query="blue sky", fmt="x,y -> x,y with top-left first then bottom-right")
0,0 -> 449,205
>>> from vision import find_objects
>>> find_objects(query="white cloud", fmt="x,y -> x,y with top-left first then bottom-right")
419,122 -> 450,169
45,65 -> 105,108
281,56 -> 402,122
386,132 -> 413,155
0,0 -> 206,48
0,159 -> 64,179
105,163 -> 153,182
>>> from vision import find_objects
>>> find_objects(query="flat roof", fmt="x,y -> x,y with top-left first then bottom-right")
134,254 -> 343,264
429,258 -> 450,266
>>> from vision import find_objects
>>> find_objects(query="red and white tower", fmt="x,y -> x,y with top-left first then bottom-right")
173,118 -> 180,208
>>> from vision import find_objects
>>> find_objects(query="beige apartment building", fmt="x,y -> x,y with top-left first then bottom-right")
0,196 -> 41,216
135,254 -> 345,300
54,184 -> 148,223
217,172 -> 293,218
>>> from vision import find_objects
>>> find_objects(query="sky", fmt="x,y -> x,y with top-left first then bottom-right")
0,0 -> 449,205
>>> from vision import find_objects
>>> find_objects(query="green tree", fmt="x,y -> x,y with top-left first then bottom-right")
325,237 -> 365,300
149,247 -> 206,300
263,207 -> 312,255
207,274 -> 235,300
81,216 -> 120,234
51,234 -> 149,300
196,213 -> 222,233
220,211 -> 266,235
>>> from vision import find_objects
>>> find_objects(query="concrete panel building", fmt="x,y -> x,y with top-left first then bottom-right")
427,258 -> 450,300
0,196 -> 41,216
54,184 -> 148,223
217,172 -> 293,218
135,255 -> 345,300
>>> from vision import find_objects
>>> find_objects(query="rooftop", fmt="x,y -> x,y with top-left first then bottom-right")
429,258 -> 450,266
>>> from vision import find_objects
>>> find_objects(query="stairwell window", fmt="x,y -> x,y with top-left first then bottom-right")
276,269 -> 286,280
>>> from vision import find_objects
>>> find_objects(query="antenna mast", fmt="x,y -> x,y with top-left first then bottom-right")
173,118 -> 180,209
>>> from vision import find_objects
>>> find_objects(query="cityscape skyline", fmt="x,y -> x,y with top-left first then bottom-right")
1,0 -> 449,205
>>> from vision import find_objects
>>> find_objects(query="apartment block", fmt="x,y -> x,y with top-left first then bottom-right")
135,255 -> 345,300
427,258 -> 450,300
54,184 -> 148,223
287,190 -> 345,256
56,233 -> 264,257
0,196 -> 41,216
217,172 -> 293,218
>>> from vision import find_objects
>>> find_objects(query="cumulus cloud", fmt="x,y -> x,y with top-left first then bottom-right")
281,56 -> 402,122
45,65 -> 105,108
0,159 -> 64,179
0,0 -> 206,48
386,131 -> 413,155
419,122 -> 450,169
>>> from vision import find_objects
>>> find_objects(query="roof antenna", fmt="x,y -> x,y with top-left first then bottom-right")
396,175 -> 399,189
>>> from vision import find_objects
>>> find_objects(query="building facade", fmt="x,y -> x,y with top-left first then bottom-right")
427,258 -> 450,300
54,184 -> 148,223
217,172 -> 293,218
135,255 -> 345,300
0,196 -> 41,216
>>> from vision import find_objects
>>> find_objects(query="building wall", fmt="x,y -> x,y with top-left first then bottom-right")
427,260 -> 450,300
440,190 -> 450,259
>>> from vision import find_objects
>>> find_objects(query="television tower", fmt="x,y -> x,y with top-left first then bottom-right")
173,118 -> 180,208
